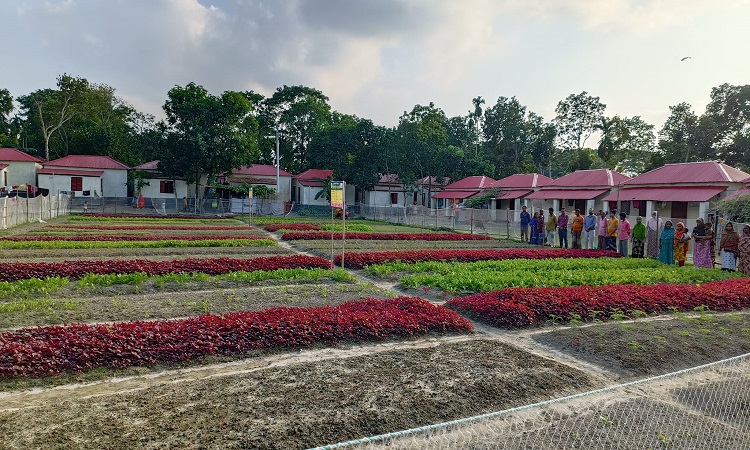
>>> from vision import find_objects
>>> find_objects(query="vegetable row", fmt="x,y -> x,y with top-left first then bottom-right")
446,278 -> 750,328
399,261 -> 739,293
335,249 -> 622,269
282,232 -> 493,241
0,255 -> 331,282
0,297 -> 472,378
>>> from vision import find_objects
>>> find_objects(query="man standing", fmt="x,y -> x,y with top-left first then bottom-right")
618,212 -> 632,256
571,209 -> 584,249
546,207 -> 557,247
583,209 -> 597,249
646,211 -> 663,258
557,207 -> 569,248
519,205 -> 531,243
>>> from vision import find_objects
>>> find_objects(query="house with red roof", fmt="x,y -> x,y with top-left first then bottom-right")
362,174 -> 406,207
602,161 -> 750,229
723,176 -> 750,201
431,175 -> 496,207
292,168 -> 356,207
131,160 -> 195,201
487,173 -> 554,210
414,175 -> 450,208
0,148 -> 44,194
526,169 -> 630,214
37,155 -> 130,198
228,164 -> 293,200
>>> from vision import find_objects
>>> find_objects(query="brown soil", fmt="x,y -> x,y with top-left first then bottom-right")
531,311 -> 750,378
0,339 -> 597,450
0,245 -> 292,262
291,238 -> 530,259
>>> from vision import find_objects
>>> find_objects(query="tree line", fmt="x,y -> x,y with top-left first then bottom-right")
1,76 -> 748,200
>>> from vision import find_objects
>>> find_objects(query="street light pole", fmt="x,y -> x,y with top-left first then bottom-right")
275,130 -> 280,194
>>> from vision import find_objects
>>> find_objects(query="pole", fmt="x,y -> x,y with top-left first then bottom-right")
275,130 -> 280,194
341,195 -> 346,269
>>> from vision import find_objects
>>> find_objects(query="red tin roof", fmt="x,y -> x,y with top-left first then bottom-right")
37,168 -> 104,177
415,176 -> 450,186
45,155 -> 130,170
0,147 -> 44,163
489,173 -> 554,189
624,161 -> 750,185
233,164 -> 293,177
132,160 -> 160,170
294,169 -> 333,187
494,189 -> 533,199
526,189 -> 609,200
724,186 -> 750,201
442,175 -> 496,190
433,191 -> 478,199
548,169 -> 629,187
602,186 -> 727,202
0,164 -> 8,170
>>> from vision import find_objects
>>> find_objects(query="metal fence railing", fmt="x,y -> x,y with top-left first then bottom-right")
313,352 -> 750,450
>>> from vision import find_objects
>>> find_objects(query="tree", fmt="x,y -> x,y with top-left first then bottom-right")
16,74 -> 89,161
482,96 -> 530,177
467,96 -> 485,158
596,116 -> 656,174
395,103 -> 453,206
654,102 -> 700,166
259,85 -> 332,173
0,88 -> 16,146
554,92 -> 606,151
526,112 -> 557,175
306,113 -> 387,201
159,83 -> 261,210
704,83 -> 750,170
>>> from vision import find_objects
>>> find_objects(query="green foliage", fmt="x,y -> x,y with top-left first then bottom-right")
320,223 -> 373,232
0,277 -> 69,301
717,196 -> 750,223
75,268 -> 350,287
463,189 -> 498,208
377,258 -> 740,293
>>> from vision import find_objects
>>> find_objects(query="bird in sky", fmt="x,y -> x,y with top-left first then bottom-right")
681,56 -> 692,61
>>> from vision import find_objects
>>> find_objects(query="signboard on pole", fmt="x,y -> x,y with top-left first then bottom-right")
330,181 -> 345,209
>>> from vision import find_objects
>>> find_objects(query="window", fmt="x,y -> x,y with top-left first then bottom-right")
71,177 -> 83,191
390,193 -> 398,204
160,180 -> 175,194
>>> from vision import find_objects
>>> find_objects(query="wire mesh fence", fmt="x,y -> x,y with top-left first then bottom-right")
313,352 -> 750,450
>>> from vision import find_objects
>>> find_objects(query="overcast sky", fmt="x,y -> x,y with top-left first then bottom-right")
4,0 -> 749,131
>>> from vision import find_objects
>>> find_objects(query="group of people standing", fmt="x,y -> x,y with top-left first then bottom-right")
520,206 -> 750,276
657,217 -> 750,274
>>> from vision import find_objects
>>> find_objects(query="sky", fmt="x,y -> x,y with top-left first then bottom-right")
3,0 -> 750,135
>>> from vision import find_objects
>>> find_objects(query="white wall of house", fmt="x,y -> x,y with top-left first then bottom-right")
139,178 -> 191,199
364,190 -> 405,206
38,174 -> 103,197
101,169 -> 128,197
3,162 -> 41,187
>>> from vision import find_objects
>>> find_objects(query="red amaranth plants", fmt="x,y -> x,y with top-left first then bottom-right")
282,232 -> 494,241
1,235 -> 267,242
0,297 -> 473,378
47,225 -> 256,231
83,213 -> 236,219
0,255 -> 331,282
335,248 -> 621,269
264,223 -> 322,232
445,279 -> 750,328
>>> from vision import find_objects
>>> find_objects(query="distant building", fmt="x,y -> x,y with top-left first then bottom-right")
37,155 -> 130,198
0,148 -> 44,194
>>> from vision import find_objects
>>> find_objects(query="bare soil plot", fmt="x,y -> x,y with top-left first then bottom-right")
532,311 -> 750,378
0,339 -> 597,450
290,238 -> 530,259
